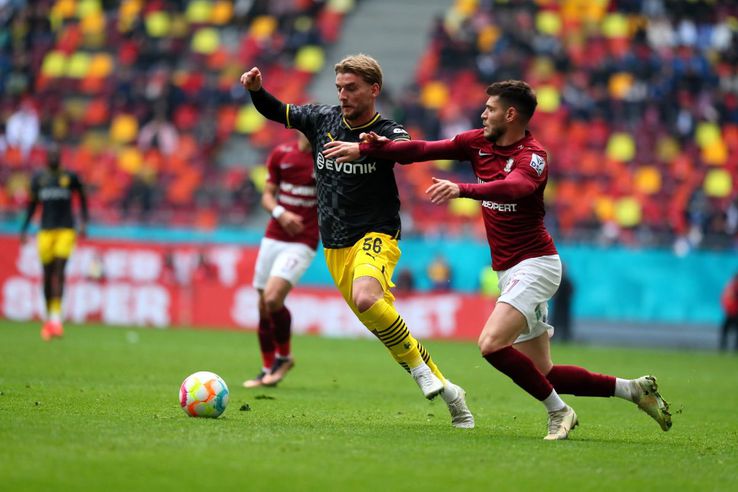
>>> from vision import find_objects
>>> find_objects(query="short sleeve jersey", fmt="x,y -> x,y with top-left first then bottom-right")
30,169 -> 83,230
285,104 -> 410,248
452,129 -> 557,271
264,141 -> 319,250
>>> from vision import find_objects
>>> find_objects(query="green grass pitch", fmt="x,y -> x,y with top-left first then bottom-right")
1,321 -> 737,492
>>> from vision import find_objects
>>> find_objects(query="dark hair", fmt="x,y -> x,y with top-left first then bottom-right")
486,80 -> 537,121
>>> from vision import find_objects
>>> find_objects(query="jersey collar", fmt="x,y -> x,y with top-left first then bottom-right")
342,113 -> 380,131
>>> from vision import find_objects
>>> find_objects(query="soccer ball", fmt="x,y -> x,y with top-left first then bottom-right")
179,371 -> 230,418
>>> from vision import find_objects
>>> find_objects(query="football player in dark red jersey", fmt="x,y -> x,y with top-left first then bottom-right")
243,133 -> 318,388
325,80 -> 672,440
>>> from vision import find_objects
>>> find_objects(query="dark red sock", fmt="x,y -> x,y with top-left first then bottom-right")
271,306 -> 292,357
546,365 -> 616,397
257,315 -> 276,369
483,346 -> 553,401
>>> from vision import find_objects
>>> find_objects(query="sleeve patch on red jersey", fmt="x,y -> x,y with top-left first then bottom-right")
529,153 -> 545,176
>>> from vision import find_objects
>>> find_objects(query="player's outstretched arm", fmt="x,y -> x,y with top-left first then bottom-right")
240,67 -> 289,125
324,133 -> 464,164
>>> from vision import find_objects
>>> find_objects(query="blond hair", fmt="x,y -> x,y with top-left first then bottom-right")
334,54 -> 383,89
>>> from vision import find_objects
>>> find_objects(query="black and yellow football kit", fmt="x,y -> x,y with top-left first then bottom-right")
22,168 -> 87,264
250,88 -> 445,380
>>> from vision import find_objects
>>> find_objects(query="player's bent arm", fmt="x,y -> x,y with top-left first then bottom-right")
249,88 -> 289,126
359,138 -> 465,164
458,170 -> 538,201
261,182 -> 280,216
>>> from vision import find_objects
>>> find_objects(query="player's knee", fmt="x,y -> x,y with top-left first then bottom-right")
478,332 -> 507,356
263,294 -> 284,313
353,290 -> 381,313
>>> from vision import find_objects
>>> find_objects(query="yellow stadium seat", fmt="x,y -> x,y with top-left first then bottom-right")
609,72 -> 634,99
88,53 -> 114,78
235,105 -> 266,134
118,147 -> 143,175
453,0 -> 478,17
420,81 -> 450,110
146,11 -> 171,38
704,169 -> 732,198
187,0 -> 212,23
53,0 -> 77,19
211,1 -> 233,25
594,196 -> 615,222
537,85 -> 561,112
191,28 -> 220,54
536,10 -> 562,36
250,16 -> 278,39
81,10 -> 105,35
77,0 -> 101,18
477,25 -> 500,52
695,121 -> 721,148
602,13 -> 629,38
250,165 -> 268,192
606,132 -> 636,162
118,0 -> 142,32
702,139 -> 728,166
295,45 -> 325,73
634,166 -> 661,195
110,114 -> 139,144
41,51 -> 67,78
119,0 -> 141,18
66,52 -> 91,78
614,197 -> 642,227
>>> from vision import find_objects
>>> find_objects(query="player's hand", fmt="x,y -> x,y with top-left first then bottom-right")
240,67 -> 263,91
359,131 -> 390,146
426,177 -> 460,205
78,223 -> 87,239
322,141 -> 360,164
19,231 -> 28,244
278,211 -> 305,236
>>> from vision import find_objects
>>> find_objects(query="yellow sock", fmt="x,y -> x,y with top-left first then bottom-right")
357,299 -> 446,382
49,298 -> 62,323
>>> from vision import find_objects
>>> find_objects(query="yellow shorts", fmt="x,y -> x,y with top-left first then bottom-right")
37,228 -> 77,265
324,232 -> 401,310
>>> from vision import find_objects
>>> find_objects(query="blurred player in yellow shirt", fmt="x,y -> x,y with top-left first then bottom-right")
20,144 -> 88,340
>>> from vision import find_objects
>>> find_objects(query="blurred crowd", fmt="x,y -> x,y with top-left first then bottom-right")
1,0 -> 736,252
0,0 -> 351,227
386,0 -> 738,252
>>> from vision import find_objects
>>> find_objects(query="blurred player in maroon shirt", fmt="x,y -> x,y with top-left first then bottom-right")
243,133 -> 319,388
325,80 -> 672,440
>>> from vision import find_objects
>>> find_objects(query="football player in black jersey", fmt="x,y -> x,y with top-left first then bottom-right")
241,54 -> 473,428
20,144 -> 88,340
